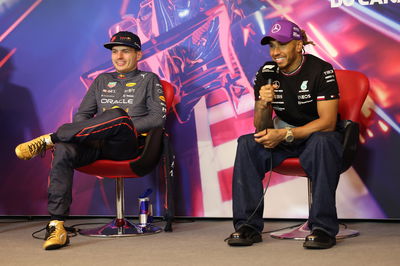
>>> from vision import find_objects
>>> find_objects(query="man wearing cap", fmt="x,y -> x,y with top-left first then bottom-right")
226,19 -> 342,249
15,31 -> 166,250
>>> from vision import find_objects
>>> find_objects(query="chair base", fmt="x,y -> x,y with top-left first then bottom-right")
270,221 -> 359,240
79,218 -> 162,237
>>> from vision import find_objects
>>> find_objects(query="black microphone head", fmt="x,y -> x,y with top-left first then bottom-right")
261,62 -> 279,84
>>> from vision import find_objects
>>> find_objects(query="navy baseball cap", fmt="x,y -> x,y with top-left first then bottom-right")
261,19 -> 302,45
104,31 -> 141,50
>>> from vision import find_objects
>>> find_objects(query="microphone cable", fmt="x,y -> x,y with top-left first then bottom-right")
243,150 -> 273,226
32,225 -> 78,240
225,150 -> 274,242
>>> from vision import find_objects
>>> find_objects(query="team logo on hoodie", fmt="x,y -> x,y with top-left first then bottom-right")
108,82 -> 117,88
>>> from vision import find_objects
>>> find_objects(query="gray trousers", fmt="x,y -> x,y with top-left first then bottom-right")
48,108 -> 138,217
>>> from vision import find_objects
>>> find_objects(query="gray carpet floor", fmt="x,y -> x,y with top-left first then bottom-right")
1,218 -> 399,266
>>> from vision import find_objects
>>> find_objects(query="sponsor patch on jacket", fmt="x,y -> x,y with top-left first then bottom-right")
126,82 -> 136,87
108,82 -> 117,88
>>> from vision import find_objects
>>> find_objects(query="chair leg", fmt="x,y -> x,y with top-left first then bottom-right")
270,179 -> 359,240
79,178 -> 161,237
270,220 -> 359,240
163,136 -> 175,232
270,221 -> 311,240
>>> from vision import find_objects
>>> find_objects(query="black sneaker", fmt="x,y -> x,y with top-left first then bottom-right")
303,229 -> 336,249
226,224 -> 262,246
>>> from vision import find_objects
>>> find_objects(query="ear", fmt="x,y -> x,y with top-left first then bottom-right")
136,50 -> 143,60
296,40 -> 303,53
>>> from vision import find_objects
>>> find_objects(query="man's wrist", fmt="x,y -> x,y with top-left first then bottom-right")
255,100 -> 272,110
279,128 -> 287,142
284,127 -> 295,143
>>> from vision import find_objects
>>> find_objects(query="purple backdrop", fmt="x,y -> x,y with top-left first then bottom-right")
0,0 -> 399,218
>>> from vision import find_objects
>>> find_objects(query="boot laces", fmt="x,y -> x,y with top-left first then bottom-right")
28,138 -> 47,157
45,225 -> 57,240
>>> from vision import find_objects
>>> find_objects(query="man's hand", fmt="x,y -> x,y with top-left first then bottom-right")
254,128 -> 285,149
258,83 -> 277,104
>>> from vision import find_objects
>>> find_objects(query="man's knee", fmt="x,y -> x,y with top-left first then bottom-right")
307,132 -> 341,149
103,107 -> 128,118
237,134 -> 255,147
301,132 -> 343,169
236,134 -> 268,164
100,108 -> 132,128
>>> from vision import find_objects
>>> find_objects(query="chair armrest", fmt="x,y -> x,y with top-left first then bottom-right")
340,120 -> 360,172
129,127 -> 164,176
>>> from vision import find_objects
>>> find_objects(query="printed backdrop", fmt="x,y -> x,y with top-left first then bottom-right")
0,0 -> 399,219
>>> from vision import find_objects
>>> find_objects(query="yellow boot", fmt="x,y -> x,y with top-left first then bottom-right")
43,220 -> 69,250
15,134 -> 53,160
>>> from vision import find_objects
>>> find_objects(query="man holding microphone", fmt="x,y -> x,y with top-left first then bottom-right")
226,19 -> 343,249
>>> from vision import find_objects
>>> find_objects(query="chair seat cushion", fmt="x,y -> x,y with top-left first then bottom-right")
77,159 -> 141,178
272,158 -> 307,177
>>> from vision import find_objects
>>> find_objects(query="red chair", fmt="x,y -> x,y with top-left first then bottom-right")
270,70 -> 369,240
76,80 -> 175,237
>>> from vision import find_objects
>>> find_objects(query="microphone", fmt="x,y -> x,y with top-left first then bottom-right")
260,62 -> 278,105
261,61 -> 278,86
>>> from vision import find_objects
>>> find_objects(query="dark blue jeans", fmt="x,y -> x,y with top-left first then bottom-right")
232,131 -> 343,237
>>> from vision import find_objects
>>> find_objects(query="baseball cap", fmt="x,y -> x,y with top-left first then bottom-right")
104,31 -> 141,50
261,19 -> 302,45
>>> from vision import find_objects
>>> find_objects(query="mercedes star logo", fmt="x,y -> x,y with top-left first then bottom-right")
271,24 -> 281,33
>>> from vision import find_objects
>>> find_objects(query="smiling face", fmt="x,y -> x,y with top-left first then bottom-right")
269,39 -> 303,73
111,46 -> 142,73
